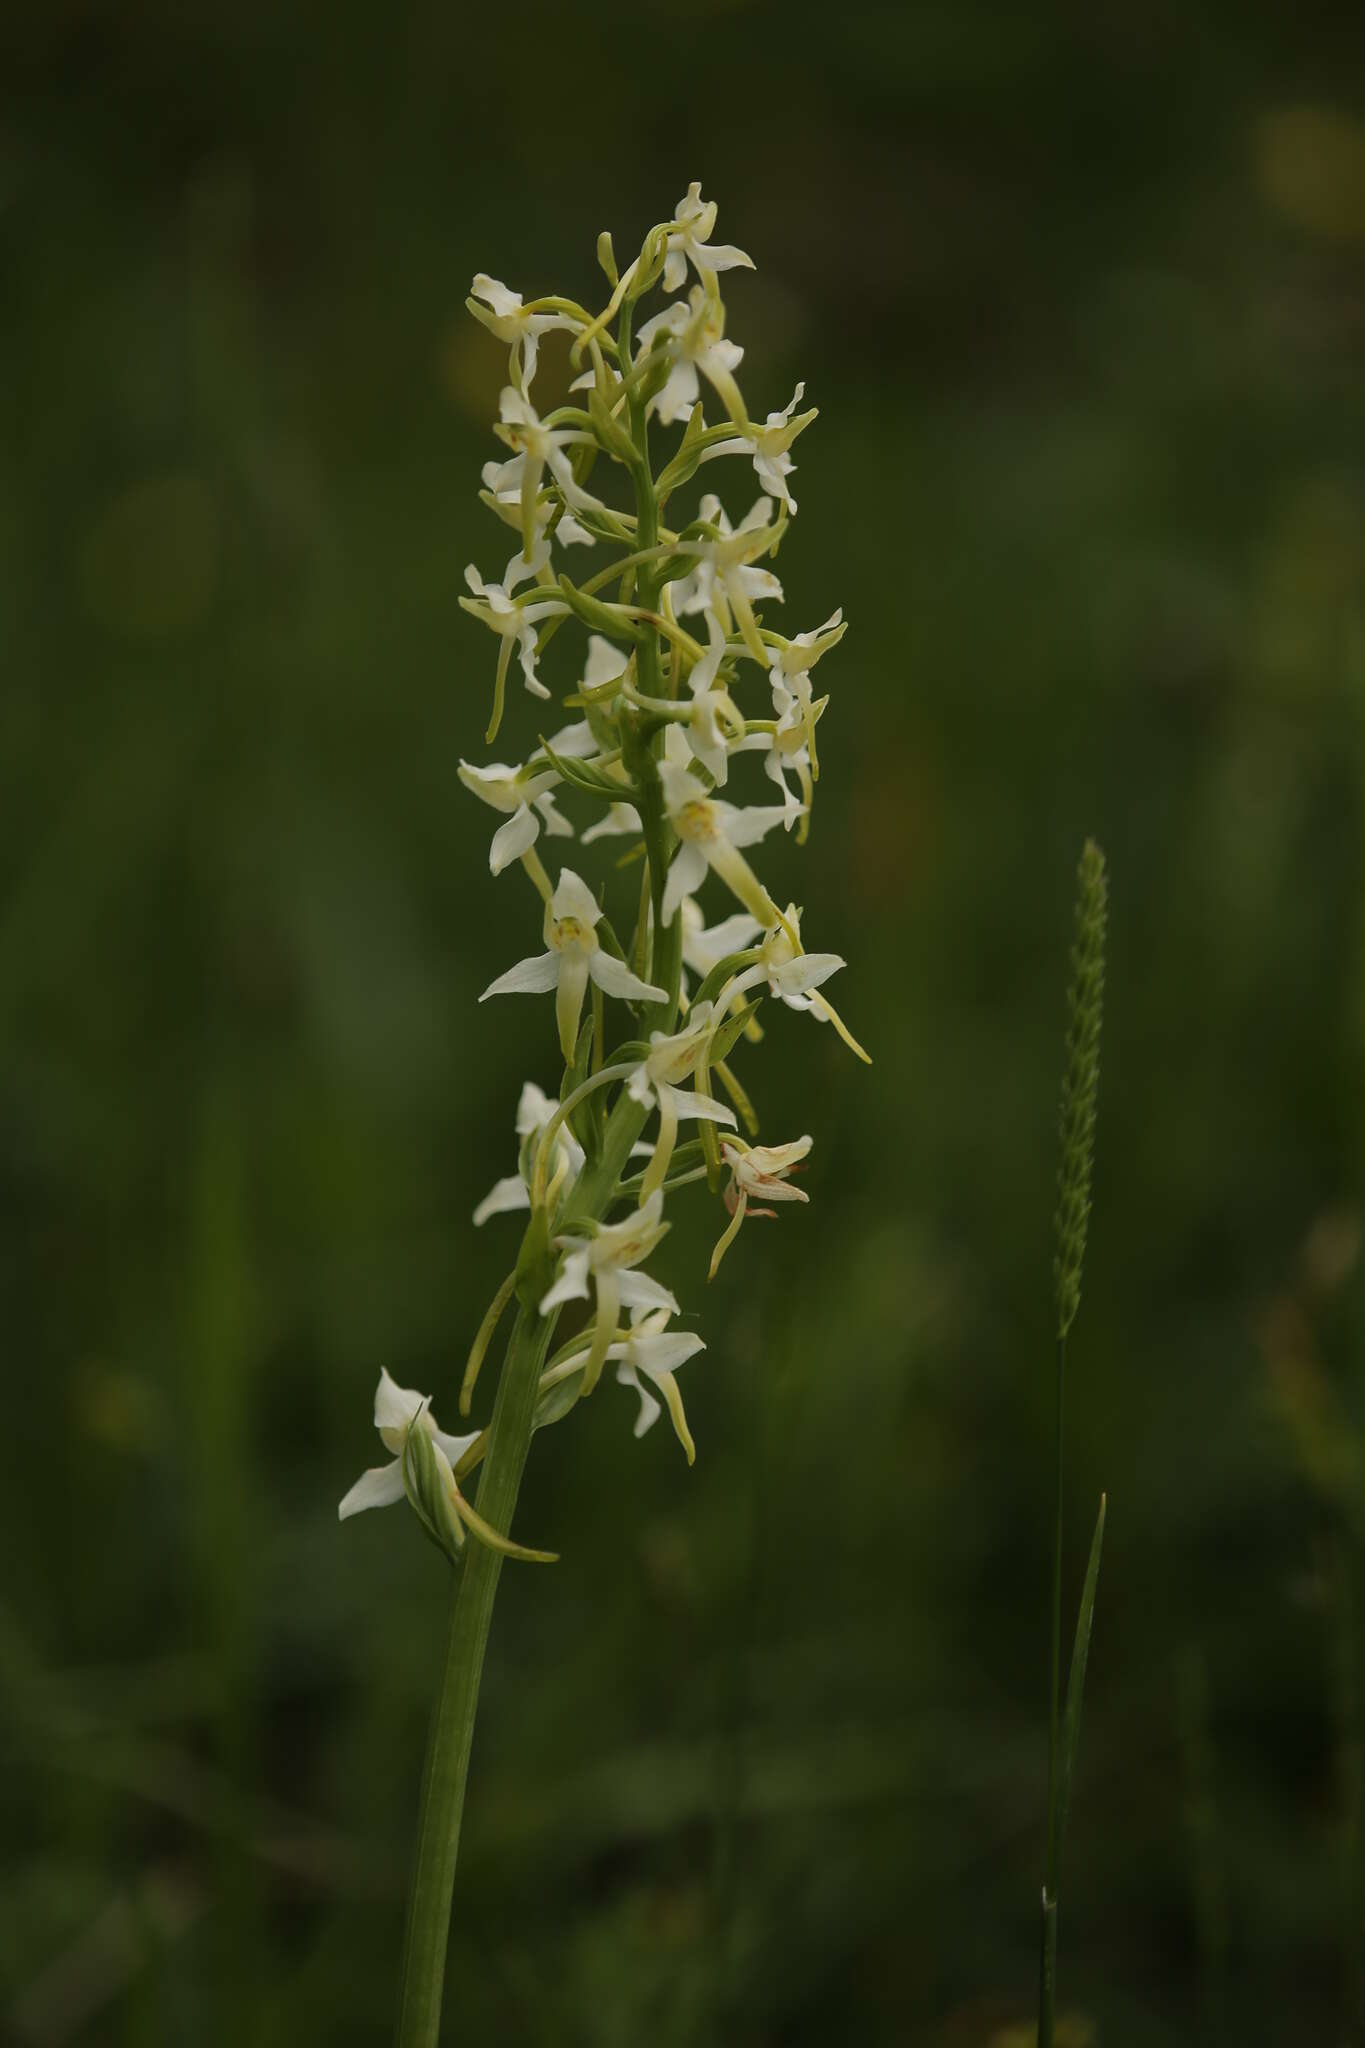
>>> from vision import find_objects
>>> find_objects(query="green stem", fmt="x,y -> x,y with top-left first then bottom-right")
619,324 -> 683,1037
1039,1330 -> 1066,2048
394,1302 -> 556,2048
394,288 -> 680,2048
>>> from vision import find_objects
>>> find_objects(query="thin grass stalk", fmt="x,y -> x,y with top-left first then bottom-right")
1037,839 -> 1107,2048
1039,1330 -> 1066,2048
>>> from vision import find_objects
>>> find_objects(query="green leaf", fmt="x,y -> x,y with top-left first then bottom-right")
556,574 -> 644,642
533,1371 -> 586,1431
709,1000 -> 760,1066
691,948 -> 763,1009
587,385 -> 639,465
1057,1492 -> 1106,1857
562,1012 -> 599,1159
655,403 -> 711,498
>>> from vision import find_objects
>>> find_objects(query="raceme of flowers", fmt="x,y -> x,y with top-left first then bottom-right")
340,183 -> 867,1556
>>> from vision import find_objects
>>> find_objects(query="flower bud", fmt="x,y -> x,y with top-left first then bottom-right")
401,1419 -> 465,1566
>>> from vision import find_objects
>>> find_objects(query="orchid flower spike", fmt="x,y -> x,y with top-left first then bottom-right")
540,1190 -> 676,1395
481,866 -> 666,1063
348,186 -> 867,1562
338,1369 -> 479,1520
709,1136 -> 813,1278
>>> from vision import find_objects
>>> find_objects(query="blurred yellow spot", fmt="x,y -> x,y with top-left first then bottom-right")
1256,472 -> 1365,693
79,474 -> 219,642
70,1359 -> 160,1456
1301,1205 -> 1363,1303
1256,1294 -> 1359,1505
1257,106 -> 1365,244
989,2019 -> 1094,2048
1270,473 -> 1365,605
439,323 -> 580,422
638,1518 -> 699,1609
438,317 -> 506,420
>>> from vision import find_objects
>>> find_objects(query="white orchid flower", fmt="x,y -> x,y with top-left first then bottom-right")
626,1001 -> 738,1197
662,183 -> 755,293
489,387 -> 605,560
703,384 -> 818,514
474,1080 -> 584,1227
658,727 -> 795,927
338,1369 -> 479,1520
680,899 -> 763,986
636,287 -> 748,429
579,633 -> 631,705
480,458 -> 595,549
758,679 -> 821,821
460,540 -> 567,736
671,495 -> 783,664
467,274 -> 581,393
535,1306 -> 704,1462
611,1308 -> 704,1462
735,667 -> 827,828
748,609 -> 845,816
481,866 -> 666,1062
770,611 -> 846,691
539,1190 -> 676,1392
679,611 -> 745,785
458,757 -> 573,876
581,802 -> 642,845
709,1136 -> 813,1277
716,902 -> 870,1063
541,718 -> 601,758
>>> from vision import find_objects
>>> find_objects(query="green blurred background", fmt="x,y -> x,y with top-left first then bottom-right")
4,2 -> 1365,2040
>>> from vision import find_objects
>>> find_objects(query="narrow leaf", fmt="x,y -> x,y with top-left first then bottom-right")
540,737 -> 633,805
555,574 -> 644,642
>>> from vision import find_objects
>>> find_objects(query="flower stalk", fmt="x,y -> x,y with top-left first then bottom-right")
394,1304 -> 557,2048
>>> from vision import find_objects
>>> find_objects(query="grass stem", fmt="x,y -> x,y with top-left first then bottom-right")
1039,1330 -> 1066,2048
